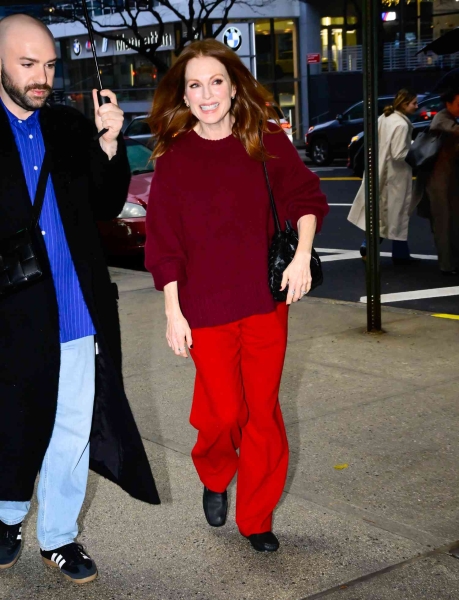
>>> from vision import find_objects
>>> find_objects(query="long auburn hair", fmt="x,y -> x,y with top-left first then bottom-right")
148,39 -> 279,161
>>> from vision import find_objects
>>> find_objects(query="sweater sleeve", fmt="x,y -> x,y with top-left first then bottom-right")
265,126 -> 329,232
144,155 -> 187,291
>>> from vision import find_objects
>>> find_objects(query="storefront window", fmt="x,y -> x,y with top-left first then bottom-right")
276,81 -> 299,132
254,19 -> 299,136
255,20 -> 273,82
62,39 -> 172,119
273,19 -> 297,80
321,15 -> 359,71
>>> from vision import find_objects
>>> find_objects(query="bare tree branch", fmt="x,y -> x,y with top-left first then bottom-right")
50,0 -> 271,70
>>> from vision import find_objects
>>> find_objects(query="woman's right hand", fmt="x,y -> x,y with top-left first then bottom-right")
164,281 -> 193,358
166,309 -> 193,358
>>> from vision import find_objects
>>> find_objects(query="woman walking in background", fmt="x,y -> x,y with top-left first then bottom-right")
423,87 -> 459,275
145,40 -> 328,552
348,88 -> 419,263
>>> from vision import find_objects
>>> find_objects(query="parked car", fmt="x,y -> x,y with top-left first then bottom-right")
347,95 -> 440,177
123,115 -> 154,149
97,138 -> 153,256
305,96 -> 395,166
267,102 -> 293,142
411,94 -> 442,123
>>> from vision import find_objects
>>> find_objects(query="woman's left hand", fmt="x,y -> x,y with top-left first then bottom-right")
280,250 -> 312,304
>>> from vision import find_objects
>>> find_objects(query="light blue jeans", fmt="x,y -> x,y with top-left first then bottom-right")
0,335 -> 95,551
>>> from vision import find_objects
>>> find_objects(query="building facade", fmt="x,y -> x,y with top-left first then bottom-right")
47,1 -> 318,138
2,1 -> 457,137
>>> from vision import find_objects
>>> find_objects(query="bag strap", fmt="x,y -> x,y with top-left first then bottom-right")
30,152 -> 51,230
262,161 -> 281,233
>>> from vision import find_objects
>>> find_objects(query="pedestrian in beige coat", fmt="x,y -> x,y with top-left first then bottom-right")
348,88 -> 419,263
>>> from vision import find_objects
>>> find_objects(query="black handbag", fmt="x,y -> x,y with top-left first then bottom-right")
405,130 -> 443,170
263,162 -> 323,302
0,153 -> 51,296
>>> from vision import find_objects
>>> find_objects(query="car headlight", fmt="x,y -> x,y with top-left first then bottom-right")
351,135 -> 360,143
308,126 -> 315,133
117,202 -> 147,219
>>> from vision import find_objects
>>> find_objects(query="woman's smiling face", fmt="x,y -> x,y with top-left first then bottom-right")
184,56 -> 236,127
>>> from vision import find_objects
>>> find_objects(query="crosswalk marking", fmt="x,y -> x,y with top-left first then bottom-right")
315,248 -> 353,254
320,177 -> 361,181
320,251 -> 361,262
360,286 -> 459,304
316,248 -> 438,262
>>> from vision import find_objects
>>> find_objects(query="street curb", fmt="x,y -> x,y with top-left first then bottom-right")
305,295 -> 436,318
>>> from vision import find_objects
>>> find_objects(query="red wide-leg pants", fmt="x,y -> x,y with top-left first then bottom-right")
189,304 -> 289,536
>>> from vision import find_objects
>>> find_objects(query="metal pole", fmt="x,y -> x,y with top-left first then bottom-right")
363,0 -> 382,332
299,1 -> 310,135
417,0 -> 421,43
81,0 -> 105,90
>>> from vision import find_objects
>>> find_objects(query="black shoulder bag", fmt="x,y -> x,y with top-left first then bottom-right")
263,161 -> 323,302
0,153 -> 51,296
405,130 -> 443,171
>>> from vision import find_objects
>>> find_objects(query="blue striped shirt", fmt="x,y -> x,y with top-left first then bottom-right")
2,100 -> 96,343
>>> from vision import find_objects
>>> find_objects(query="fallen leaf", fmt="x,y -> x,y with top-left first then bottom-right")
334,463 -> 349,470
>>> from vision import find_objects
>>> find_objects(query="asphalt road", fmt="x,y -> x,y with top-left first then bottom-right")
308,164 -> 459,316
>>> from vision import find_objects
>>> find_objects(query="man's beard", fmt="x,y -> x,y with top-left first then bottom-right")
1,67 -> 52,111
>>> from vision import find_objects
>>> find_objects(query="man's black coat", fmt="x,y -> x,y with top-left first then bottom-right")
0,102 -> 159,505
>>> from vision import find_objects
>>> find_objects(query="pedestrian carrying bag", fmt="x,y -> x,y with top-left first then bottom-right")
405,130 -> 443,170
0,153 -> 50,296
263,162 -> 323,302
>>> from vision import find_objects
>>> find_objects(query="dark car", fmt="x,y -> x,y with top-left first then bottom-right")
305,96 -> 394,166
123,115 -> 155,150
97,138 -> 153,256
347,95 -> 441,177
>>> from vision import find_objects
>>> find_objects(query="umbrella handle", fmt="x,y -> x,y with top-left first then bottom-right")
94,91 -> 111,140
97,90 -> 111,106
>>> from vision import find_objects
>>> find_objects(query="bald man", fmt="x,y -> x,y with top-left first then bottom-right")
0,15 -> 159,584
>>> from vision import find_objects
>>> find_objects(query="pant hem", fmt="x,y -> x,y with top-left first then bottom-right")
40,537 -> 75,552
0,517 -> 24,526
238,527 -> 273,537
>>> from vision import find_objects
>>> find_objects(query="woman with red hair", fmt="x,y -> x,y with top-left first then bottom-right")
145,39 -> 328,552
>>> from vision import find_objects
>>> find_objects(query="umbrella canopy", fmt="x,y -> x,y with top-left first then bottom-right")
431,67 -> 459,94
417,28 -> 459,56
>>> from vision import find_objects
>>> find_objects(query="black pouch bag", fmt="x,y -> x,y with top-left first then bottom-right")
405,130 -> 443,171
0,153 -> 50,296
263,161 -> 323,302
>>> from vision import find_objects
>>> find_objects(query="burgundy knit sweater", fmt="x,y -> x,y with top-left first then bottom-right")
145,124 -> 329,329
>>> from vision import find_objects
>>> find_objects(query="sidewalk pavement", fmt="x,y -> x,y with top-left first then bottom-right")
1,267 -> 458,600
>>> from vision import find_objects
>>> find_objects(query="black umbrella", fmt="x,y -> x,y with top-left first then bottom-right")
80,0 -> 110,138
417,28 -> 459,56
431,67 -> 459,94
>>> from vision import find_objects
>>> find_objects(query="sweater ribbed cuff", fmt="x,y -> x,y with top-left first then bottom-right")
151,261 -> 187,291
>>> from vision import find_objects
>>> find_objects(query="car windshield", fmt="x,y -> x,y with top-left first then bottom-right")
125,139 -> 154,174
342,98 -> 393,121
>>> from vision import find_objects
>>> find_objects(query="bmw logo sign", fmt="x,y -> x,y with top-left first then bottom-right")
223,27 -> 242,52
73,39 -> 81,56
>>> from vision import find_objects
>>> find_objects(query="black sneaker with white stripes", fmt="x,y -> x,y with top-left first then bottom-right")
40,543 -> 97,584
0,520 -> 22,569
